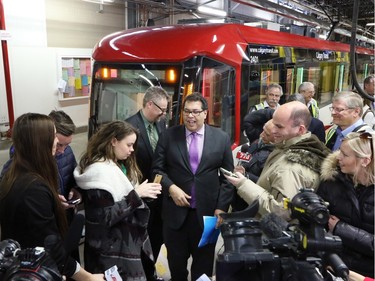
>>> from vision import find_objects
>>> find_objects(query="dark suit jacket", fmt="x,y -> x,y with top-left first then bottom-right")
310,117 -> 325,143
242,108 -> 326,143
152,124 -> 234,229
126,111 -> 166,182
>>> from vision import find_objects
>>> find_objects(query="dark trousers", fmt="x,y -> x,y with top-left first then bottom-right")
164,209 -> 216,281
142,197 -> 164,280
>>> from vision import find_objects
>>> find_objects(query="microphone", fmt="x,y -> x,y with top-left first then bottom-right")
235,144 -> 252,164
259,213 -> 289,239
241,144 -> 250,153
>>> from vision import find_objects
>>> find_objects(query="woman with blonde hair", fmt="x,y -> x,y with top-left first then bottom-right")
74,120 -> 161,280
318,131 -> 374,278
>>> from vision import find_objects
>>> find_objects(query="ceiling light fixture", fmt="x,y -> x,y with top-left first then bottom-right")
82,0 -> 114,4
197,6 -> 227,17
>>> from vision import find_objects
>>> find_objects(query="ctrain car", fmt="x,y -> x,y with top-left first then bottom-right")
88,23 -> 374,147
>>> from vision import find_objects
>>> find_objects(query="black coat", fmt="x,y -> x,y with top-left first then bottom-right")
152,124 -> 234,229
242,108 -> 274,143
126,111 -> 166,182
242,108 -> 325,144
309,117 -> 326,143
0,174 -> 78,277
317,152 -> 374,277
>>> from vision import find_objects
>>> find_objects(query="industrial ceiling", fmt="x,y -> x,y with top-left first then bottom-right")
109,0 -> 375,44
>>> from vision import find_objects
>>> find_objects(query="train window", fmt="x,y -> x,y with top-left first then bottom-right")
90,63 -> 181,132
357,54 -> 375,82
240,64 -> 261,125
245,45 -> 286,103
285,67 -> 295,97
201,59 -> 235,142
179,57 -> 236,142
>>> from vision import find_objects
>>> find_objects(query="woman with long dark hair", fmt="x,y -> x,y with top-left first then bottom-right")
0,113 -> 104,281
74,120 -> 161,280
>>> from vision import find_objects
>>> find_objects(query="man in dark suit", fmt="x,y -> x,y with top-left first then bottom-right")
152,93 -> 234,281
126,86 -> 169,281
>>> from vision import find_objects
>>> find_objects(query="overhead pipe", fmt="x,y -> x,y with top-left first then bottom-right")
0,0 -> 14,130
231,0 -> 375,43
232,0 -> 330,31
286,0 -> 371,36
349,0 -> 374,102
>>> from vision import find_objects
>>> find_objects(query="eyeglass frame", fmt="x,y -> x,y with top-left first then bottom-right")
328,107 -> 356,113
182,108 -> 205,117
151,100 -> 168,113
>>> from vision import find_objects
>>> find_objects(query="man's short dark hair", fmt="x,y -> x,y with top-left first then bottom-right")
143,86 -> 169,107
183,93 -> 208,110
48,110 -> 76,136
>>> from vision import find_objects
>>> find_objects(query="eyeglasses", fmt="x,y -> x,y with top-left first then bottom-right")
183,109 -> 204,116
151,100 -> 167,113
329,107 -> 354,113
300,90 -> 315,94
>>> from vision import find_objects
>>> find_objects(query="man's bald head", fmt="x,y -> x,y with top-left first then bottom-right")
271,101 -> 311,143
260,119 -> 276,144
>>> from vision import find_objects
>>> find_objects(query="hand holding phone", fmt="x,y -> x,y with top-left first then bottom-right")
153,174 -> 163,183
66,198 -> 81,205
220,167 -> 238,178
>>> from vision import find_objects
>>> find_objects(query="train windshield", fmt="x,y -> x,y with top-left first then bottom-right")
89,64 -> 180,137
89,58 -> 236,142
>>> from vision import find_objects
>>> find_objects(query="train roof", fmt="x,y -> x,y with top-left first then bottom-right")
92,23 -> 374,67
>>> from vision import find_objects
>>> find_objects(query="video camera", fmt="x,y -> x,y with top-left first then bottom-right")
216,188 -> 349,281
0,239 -> 62,281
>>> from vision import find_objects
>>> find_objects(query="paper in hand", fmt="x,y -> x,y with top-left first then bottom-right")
198,216 -> 220,247
105,265 -> 122,281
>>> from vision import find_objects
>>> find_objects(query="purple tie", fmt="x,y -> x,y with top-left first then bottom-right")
189,132 -> 199,208
189,132 -> 199,173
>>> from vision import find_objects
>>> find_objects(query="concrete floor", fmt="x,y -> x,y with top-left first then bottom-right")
0,131 -> 224,281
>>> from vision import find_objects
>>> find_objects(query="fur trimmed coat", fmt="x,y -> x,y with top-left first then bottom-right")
74,160 -> 153,281
317,152 -> 374,278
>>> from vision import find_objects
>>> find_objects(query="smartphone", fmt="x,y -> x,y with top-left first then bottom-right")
67,198 -> 81,205
220,167 -> 238,178
153,174 -> 163,183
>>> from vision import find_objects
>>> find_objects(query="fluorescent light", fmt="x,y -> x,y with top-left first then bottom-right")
366,23 -> 375,26
244,22 -> 263,27
197,6 -> 227,17
207,19 -> 226,23
82,0 -> 114,3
